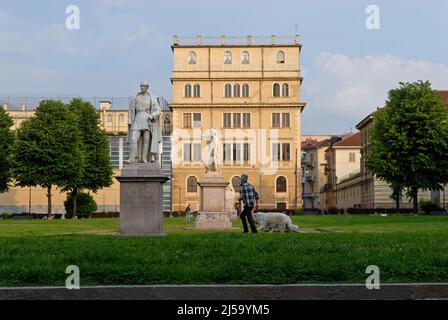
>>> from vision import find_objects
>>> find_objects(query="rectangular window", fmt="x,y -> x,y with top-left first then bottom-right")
282,113 -> 290,128
193,143 -> 201,162
276,202 -> 287,210
272,143 -> 281,161
223,143 -> 232,162
272,113 -> 281,128
282,143 -> 291,161
193,113 -> 201,128
183,143 -> 191,162
243,113 -> 251,128
243,143 -> 250,162
223,113 -> 231,128
233,143 -> 241,162
183,113 -> 192,128
233,113 -> 241,128
349,152 -> 356,163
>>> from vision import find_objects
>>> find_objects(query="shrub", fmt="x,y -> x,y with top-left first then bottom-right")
327,207 -> 339,215
64,192 -> 97,219
1,213 -> 11,220
91,212 -> 119,219
419,200 -> 442,215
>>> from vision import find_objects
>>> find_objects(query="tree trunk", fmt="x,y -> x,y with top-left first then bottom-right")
395,196 -> 400,211
411,187 -> 419,214
72,188 -> 78,219
47,185 -> 52,218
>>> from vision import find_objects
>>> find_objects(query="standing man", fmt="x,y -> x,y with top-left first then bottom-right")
238,174 -> 259,234
127,81 -> 162,164
185,203 -> 191,224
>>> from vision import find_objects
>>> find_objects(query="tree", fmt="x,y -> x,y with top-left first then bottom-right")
12,100 -> 83,216
64,191 -> 98,219
0,107 -> 15,193
366,81 -> 448,213
64,98 -> 113,218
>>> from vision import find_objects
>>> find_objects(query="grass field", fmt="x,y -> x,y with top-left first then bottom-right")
1,215 -> 448,287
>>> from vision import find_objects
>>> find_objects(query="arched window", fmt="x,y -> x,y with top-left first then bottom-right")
224,51 -> 232,64
118,114 -> 125,123
225,83 -> 232,97
234,84 -> 241,97
185,84 -> 192,97
107,114 -> 113,122
276,176 -> 287,193
282,83 -> 289,97
277,51 -> 285,64
193,84 -> 201,97
242,84 -> 250,97
232,176 -> 241,192
241,51 -> 249,64
188,51 -> 196,64
273,83 -> 280,97
187,176 -> 198,193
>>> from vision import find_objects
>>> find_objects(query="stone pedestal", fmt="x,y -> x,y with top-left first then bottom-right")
116,163 -> 168,237
194,172 -> 234,230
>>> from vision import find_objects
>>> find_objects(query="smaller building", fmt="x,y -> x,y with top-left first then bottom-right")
301,138 -> 331,209
321,132 -> 362,210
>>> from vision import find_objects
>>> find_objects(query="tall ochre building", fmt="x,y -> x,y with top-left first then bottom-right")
170,35 -> 306,212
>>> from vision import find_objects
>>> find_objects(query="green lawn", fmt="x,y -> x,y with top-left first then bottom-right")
0,215 -> 447,286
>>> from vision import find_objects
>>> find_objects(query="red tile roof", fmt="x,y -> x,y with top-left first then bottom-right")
436,90 -> 448,106
333,132 -> 362,147
301,139 -> 318,150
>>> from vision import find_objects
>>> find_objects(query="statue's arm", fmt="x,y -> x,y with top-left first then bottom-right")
151,97 -> 162,119
129,97 -> 136,125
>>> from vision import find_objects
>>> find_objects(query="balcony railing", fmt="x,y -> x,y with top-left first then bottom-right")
302,160 -> 316,169
173,35 -> 301,47
306,176 -> 315,182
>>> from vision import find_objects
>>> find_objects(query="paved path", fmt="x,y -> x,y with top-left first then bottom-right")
1,284 -> 447,300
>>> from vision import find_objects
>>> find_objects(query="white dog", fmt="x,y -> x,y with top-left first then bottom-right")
254,212 -> 300,233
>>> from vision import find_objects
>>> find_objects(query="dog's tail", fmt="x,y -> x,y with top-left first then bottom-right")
287,222 -> 300,233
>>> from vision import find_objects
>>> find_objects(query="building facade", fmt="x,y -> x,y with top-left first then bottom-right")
170,35 -> 306,212
320,132 -> 362,210
301,138 -> 331,209
356,110 -> 436,209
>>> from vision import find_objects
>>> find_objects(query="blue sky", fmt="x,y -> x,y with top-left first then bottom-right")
1,0 -> 448,134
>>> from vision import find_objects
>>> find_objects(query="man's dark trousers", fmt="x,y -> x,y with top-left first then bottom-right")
240,206 -> 258,234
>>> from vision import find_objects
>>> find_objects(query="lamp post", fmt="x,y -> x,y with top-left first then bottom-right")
170,177 -> 174,218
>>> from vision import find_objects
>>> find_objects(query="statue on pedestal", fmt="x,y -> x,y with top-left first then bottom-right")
126,81 -> 161,164
203,129 -> 219,173
117,81 -> 168,237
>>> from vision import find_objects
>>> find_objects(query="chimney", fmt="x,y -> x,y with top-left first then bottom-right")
271,35 -> 277,45
220,35 -> 226,45
196,35 -> 203,45
2,104 -> 7,111
21,104 -> 26,111
99,101 -> 112,111
247,35 -> 252,45
173,35 -> 179,46
294,35 -> 300,45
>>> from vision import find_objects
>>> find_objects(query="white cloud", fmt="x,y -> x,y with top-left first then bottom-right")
304,52 -> 448,121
